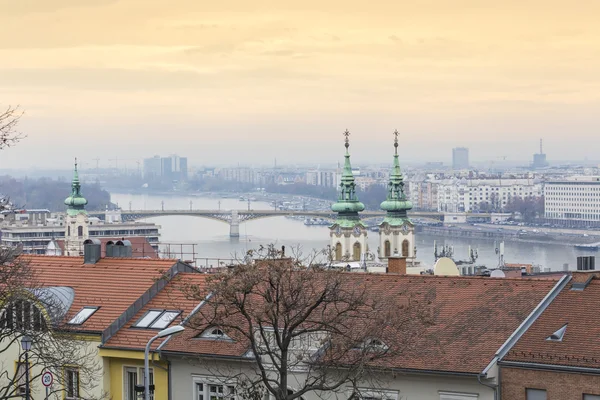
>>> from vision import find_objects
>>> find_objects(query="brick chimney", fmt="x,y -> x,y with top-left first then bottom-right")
387,255 -> 407,274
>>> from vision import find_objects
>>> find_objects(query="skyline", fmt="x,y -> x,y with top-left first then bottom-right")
1,1 -> 600,168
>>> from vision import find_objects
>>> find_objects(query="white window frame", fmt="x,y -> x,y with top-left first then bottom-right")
123,366 -> 154,400
192,375 -> 236,400
351,388 -> 399,400
64,367 -> 80,400
439,391 -> 479,400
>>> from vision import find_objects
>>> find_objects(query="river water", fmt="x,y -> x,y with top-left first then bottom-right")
111,193 -> 594,271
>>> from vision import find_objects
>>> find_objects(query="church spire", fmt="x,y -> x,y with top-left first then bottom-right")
64,158 -> 88,216
380,130 -> 412,221
331,130 -> 365,224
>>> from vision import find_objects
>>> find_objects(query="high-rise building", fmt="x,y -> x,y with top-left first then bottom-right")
143,156 -> 162,180
532,139 -> 549,169
452,147 -> 469,170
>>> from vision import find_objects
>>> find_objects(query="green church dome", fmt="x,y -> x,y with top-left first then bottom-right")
380,131 -> 412,225
330,130 -> 366,227
64,159 -> 88,216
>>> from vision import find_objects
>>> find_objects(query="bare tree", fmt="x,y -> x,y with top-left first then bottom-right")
182,245 -> 432,400
0,249 -> 105,399
0,105 -> 25,151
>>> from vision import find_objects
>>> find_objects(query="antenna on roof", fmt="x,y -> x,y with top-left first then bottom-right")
540,138 -> 543,154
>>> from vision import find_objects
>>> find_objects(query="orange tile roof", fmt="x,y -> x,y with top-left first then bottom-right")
159,274 -> 557,374
23,255 -> 179,333
504,277 -> 600,369
102,273 -> 209,351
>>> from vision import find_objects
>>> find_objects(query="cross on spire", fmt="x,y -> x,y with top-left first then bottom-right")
393,130 -> 399,155
343,129 -> 350,150
74,157 -> 78,171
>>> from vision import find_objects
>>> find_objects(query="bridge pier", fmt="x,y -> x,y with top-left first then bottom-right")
230,210 -> 240,238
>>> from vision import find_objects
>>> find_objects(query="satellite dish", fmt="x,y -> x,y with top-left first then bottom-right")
433,257 -> 459,276
490,270 -> 506,278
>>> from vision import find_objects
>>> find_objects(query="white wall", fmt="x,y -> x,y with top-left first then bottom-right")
168,356 -> 496,400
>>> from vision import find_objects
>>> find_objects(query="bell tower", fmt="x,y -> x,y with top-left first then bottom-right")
64,159 -> 89,256
378,131 -> 415,261
329,130 -> 368,262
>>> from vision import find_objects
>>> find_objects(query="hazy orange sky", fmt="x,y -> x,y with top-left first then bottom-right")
1,0 -> 599,169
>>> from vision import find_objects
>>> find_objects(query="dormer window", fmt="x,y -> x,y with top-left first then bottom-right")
546,324 -> 568,342
199,326 -> 232,340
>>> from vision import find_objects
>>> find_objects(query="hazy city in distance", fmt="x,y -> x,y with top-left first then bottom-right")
3,2 -> 600,400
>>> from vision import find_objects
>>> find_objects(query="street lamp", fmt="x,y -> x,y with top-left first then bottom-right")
21,335 -> 32,400
144,325 -> 184,400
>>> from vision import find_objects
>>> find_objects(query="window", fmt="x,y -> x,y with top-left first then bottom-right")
0,300 -> 47,332
352,388 -> 398,400
65,368 -> 79,400
402,240 -> 409,257
77,226 -> 83,237
124,367 -> 138,400
194,379 -> 235,400
526,389 -> 547,400
584,395 -> 600,400
68,307 -> 99,325
439,392 -> 478,400
199,327 -> 231,340
16,362 -> 27,396
124,366 -> 154,400
133,310 -> 181,329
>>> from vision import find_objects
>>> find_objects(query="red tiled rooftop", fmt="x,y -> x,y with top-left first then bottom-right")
504,276 -> 600,369
102,273 -> 209,351
160,273 -> 557,374
23,255 -> 178,333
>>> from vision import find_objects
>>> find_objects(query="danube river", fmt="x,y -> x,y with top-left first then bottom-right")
111,193 -> 594,271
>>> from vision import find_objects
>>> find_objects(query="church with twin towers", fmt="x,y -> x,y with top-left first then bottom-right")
329,130 -> 415,264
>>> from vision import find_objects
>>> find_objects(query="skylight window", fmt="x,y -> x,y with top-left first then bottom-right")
133,310 -> 181,329
546,324 -> 568,342
68,307 -> 99,325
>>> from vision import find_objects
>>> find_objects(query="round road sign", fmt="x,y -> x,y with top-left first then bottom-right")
42,371 -> 53,387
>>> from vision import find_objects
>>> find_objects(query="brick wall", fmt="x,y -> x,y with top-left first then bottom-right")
502,366 -> 600,399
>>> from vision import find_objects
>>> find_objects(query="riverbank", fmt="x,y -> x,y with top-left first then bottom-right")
417,224 -> 599,247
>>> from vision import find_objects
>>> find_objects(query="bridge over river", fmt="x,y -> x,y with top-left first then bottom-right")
89,209 -> 496,237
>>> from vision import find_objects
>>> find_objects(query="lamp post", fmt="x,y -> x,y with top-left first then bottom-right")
21,335 -> 32,400
144,326 -> 184,400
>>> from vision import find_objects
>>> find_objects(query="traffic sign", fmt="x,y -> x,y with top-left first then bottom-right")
41,371 -> 53,387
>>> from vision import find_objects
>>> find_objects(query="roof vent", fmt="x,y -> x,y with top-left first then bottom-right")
105,240 -> 115,257
115,240 -> 132,258
83,238 -> 101,264
546,324 -> 568,342
577,256 -> 595,271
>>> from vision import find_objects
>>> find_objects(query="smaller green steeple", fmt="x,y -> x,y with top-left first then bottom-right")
380,130 -> 412,225
64,158 -> 88,216
331,130 -> 365,228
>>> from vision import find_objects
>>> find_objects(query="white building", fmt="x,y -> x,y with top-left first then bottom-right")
544,176 -> 600,224
436,178 -> 543,213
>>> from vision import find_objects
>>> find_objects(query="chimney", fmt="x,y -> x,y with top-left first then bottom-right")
387,255 -> 407,275
577,256 -> 595,271
115,240 -> 133,258
83,238 -> 101,264
105,240 -> 115,257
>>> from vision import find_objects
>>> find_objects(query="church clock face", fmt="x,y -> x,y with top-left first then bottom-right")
335,226 -> 342,235
353,226 -> 361,235
401,223 -> 410,235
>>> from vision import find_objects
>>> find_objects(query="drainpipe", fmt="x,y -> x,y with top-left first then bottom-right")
478,374 -> 498,400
